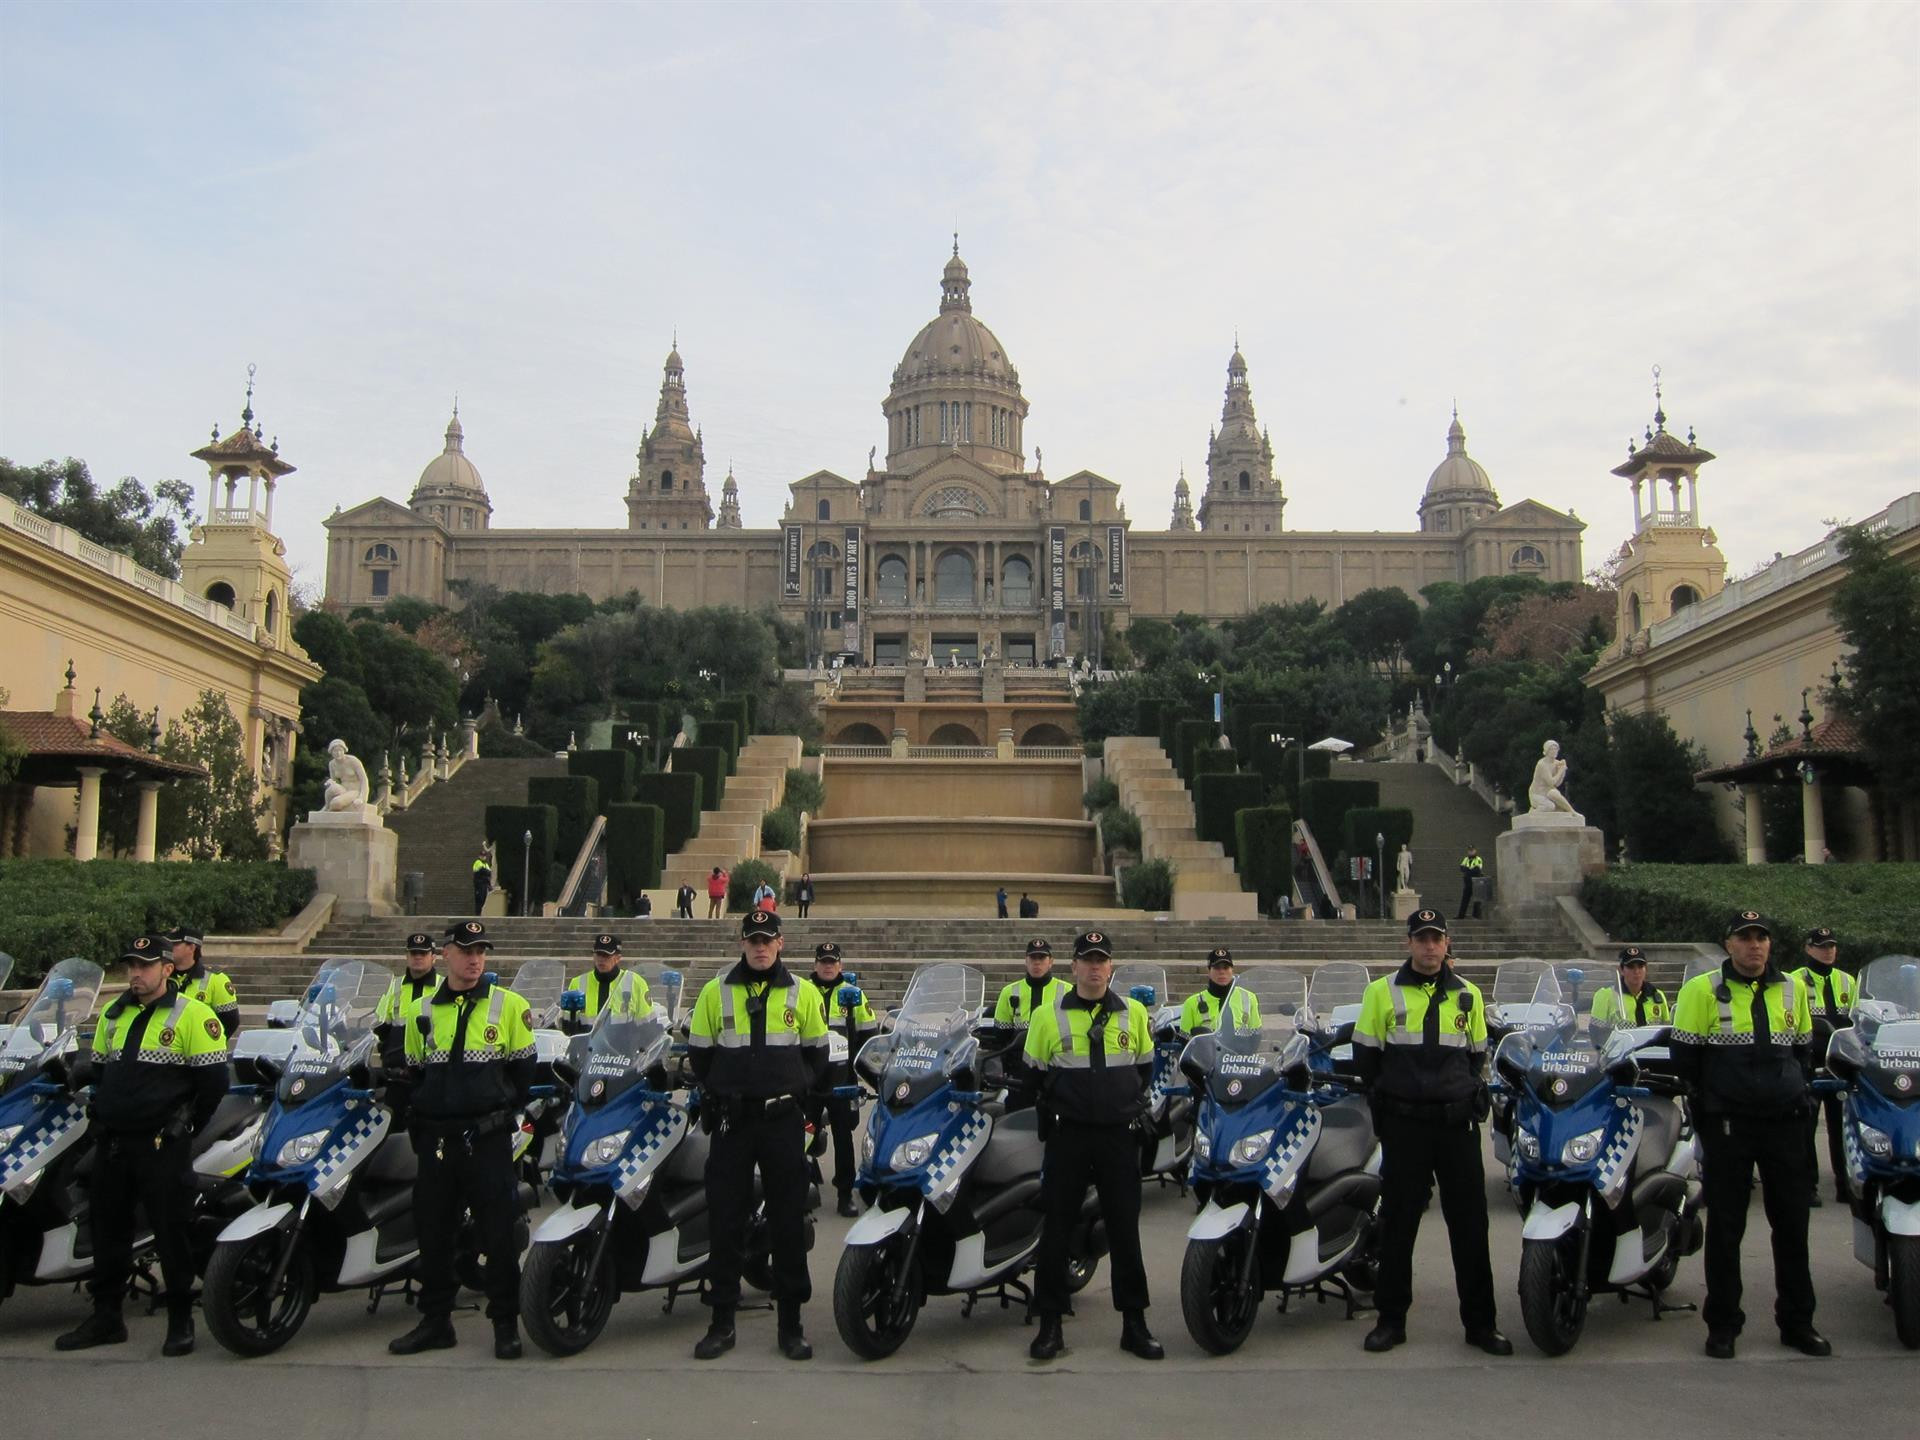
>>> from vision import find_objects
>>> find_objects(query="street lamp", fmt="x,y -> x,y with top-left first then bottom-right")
1375,830 -> 1386,920
521,827 -> 532,917
1268,730 -> 1304,792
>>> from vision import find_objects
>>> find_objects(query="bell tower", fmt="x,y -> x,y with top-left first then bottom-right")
1197,343 -> 1284,534
1605,368 -> 1726,644
180,364 -> 297,651
626,343 -> 714,531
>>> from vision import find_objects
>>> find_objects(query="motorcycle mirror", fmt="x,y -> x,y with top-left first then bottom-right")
658,968 -> 682,984
1605,1054 -> 1640,1086
483,970 -> 499,986
47,977 -> 75,1001
843,970 -> 860,986
1566,967 -> 1586,987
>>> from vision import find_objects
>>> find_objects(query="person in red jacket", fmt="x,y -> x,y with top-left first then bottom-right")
706,865 -> 729,919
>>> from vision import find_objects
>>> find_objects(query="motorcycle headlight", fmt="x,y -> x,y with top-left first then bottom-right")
1230,1129 -> 1276,1167
859,1129 -> 875,1166
587,1130 -> 632,1166
1858,1124 -> 1892,1158
1193,1129 -> 1211,1160
888,1132 -> 940,1171
275,1129 -> 332,1166
1516,1128 -> 1541,1162
1561,1128 -> 1605,1165
0,1124 -> 22,1152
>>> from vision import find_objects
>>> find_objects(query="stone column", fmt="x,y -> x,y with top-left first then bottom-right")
1742,784 -> 1767,865
133,781 -> 161,862
74,766 -> 105,861
1801,772 -> 1827,864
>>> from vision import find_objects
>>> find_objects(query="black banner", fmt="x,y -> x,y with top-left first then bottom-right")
843,524 -> 862,652
1048,525 -> 1067,659
782,524 -> 802,599
1107,524 -> 1125,600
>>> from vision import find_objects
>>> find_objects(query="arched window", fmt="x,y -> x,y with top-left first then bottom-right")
1511,544 -> 1547,569
205,581 -> 236,608
263,588 -> 278,633
934,549 -> 975,604
1238,470 -> 1251,491
1628,591 -> 1643,632
1001,555 -> 1033,606
1069,540 -> 1103,598
364,543 -> 398,565
928,722 -> 982,746
816,498 -> 831,521
1670,584 -> 1699,611
1078,499 -> 1091,521
808,539 -> 840,598
834,722 -> 888,746
877,554 -> 907,604
660,470 -> 674,491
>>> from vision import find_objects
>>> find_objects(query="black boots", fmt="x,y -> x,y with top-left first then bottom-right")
1465,1327 -> 1514,1356
1120,1310 -> 1164,1360
493,1317 -> 522,1360
162,1309 -> 195,1357
1029,1313 -> 1065,1361
1781,1326 -> 1833,1357
776,1300 -> 812,1361
54,1311 -> 127,1352
694,1306 -> 737,1360
836,1193 -> 861,1219
1364,1321 -> 1407,1352
388,1315 -> 458,1355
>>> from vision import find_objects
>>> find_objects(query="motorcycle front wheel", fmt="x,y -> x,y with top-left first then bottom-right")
204,1230 -> 315,1357
833,1238 -> 922,1360
1518,1236 -> 1587,1356
1890,1233 -> 1920,1350
522,1231 -> 616,1356
1180,1233 -> 1261,1355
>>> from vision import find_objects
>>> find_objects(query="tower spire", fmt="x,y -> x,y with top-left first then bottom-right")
241,362 -> 256,426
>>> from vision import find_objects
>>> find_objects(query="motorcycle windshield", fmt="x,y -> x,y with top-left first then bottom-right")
1500,976 -> 1604,1107
1302,961 -> 1369,1032
276,960 -> 389,1103
578,1006 -> 674,1107
0,952 -> 14,994
0,957 -> 104,1089
879,964 -> 984,1110
511,959 -> 566,1030
1112,963 -> 1168,1011
1180,1027 -> 1310,1108
1490,960 -> 1550,1007
1856,956 -> 1920,1022
1228,966 -> 1307,1035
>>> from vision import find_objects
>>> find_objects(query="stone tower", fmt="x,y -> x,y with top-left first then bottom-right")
181,365 -> 297,652
1417,407 -> 1500,535
1197,344 -> 1284,533
408,404 -> 492,533
626,344 -> 713,531
1605,372 -> 1725,642
716,468 -> 743,529
1169,467 -> 1195,529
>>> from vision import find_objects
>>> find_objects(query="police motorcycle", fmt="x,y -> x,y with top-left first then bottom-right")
1296,961 -> 1369,1075
1824,954 -> 1920,1348
507,959 -> 569,1185
832,962 -> 1103,1360
1495,969 -> 1702,1356
1112,962 -> 1194,1185
1486,960 -> 1569,1163
1178,963 -> 1382,1354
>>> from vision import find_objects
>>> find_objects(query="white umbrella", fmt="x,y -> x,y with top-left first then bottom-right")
1308,737 -> 1355,753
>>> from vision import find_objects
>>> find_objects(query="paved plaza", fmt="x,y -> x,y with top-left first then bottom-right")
2,1139 -> 1913,1439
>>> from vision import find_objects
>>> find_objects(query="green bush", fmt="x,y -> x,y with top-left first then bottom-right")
699,717 -> 741,773
1195,773 -> 1271,857
605,804 -> 666,909
631,772 -> 703,853
1100,806 -> 1142,855
674,746 -> 727,808
567,747 -> 635,808
1582,864 -> 1920,961
727,858 -> 784,912
485,804 -> 558,916
761,806 -> 801,852
1191,748 -> 1240,781
1121,857 -> 1176,911
1298,777 -> 1380,855
1136,698 -> 1169,742
529,774 -> 599,863
1227,703 -> 1291,759
477,717 -> 550,759
1234,805 -> 1297,913
708,696 -> 751,746
1160,707 -> 1194,756
0,860 -> 316,980
1082,777 -> 1119,812
1174,718 -> 1218,783
783,766 -> 825,814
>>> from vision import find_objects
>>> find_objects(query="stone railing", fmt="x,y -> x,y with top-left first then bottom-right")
376,724 -> 477,814
1426,740 -> 1512,814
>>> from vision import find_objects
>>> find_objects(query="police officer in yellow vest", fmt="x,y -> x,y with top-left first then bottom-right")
1354,909 -> 1511,1356
994,939 -> 1066,1109
1590,946 -> 1671,1030
1179,947 -> 1261,1034
1671,910 -> 1827,1360
562,933 -> 651,1035
56,934 -> 229,1357
805,941 -> 876,1217
687,908 -> 830,1361
375,932 -> 440,1118
166,925 -> 240,1042
1024,930 -> 1162,1362
1795,925 -> 1856,1206
388,920 -> 537,1361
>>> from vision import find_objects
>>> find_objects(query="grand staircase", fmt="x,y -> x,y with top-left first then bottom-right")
386,757 -> 567,914
1102,737 -> 1252,918
1367,760 -> 1506,913
660,735 -> 802,895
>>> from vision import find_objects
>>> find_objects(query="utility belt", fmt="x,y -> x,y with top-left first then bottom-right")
94,1102 -> 196,1150
702,1092 -> 801,1133
1372,1093 -> 1480,1127
410,1110 -> 515,1151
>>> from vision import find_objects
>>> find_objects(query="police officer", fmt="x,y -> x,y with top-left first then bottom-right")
1354,909 -> 1511,1355
1590,946 -> 1671,1029
1024,930 -> 1161,1362
472,846 -> 493,913
1456,847 -> 1484,920
1179,947 -> 1261,1034
1795,925 -> 1855,1206
687,908 -> 829,1360
994,939 -> 1065,1030
1670,910 -> 1826,1359
562,933 -> 650,1035
805,941 -> 876,1217
56,934 -> 229,1356
166,925 -> 240,1042
375,932 -> 440,1119
388,919 -> 537,1360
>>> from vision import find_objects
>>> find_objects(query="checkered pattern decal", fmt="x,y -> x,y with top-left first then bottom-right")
615,1110 -> 683,1199
1594,1103 -> 1643,1206
307,1108 -> 389,1201
1842,1098 -> 1866,1189
922,1111 -> 992,1213
1261,1109 -> 1321,1203
0,1099 -> 83,1192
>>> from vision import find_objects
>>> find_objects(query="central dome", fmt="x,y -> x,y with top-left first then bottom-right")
891,245 -> 1018,388
416,410 -> 485,493
1424,411 -> 1493,496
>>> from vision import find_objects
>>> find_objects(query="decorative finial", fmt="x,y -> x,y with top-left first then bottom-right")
1799,688 -> 1815,740
952,231 -> 959,257
210,424 -> 219,442
271,436 -> 279,454
64,658 -> 76,689
1743,709 -> 1759,759
1452,398 -> 1459,422
1829,659 -> 1845,695
147,708 -> 161,752
1687,425 -> 1696,445
88,687 -> 103,739
1651,363 -> 1666,431
242,361 -> 257,425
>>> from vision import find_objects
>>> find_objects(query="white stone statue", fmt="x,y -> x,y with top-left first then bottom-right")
322,739 -> 371,811
1395,843 -> 1413,891
1528,739 -> 1576,815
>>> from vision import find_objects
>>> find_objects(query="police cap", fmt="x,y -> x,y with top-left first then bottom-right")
404,932 -> 435,953
1073,931 -> 1113,960
593,933 -> 621,955
1407,909 -> 1449,937
1723,910 -> 1773,940
1025,938 -> 1052,957
122,934 -> 172,965
742,909 -> 781,939
447,919 -> 494,951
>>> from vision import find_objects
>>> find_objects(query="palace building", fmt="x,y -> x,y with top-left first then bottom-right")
322,245 -> 1585,663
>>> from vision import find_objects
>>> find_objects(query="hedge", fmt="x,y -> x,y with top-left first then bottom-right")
606,803 -> 666,909
1100,806 -> 1141,855
567,747 -> 635,808
485,804 -> 559,916
761,806 -> 801,853
674,746 -> 727,808
700,717 -> 741,773
1083,777 -> 1119,813
783,767 -> 825,815
727,858 -> 783,912
1228,703 -> 1291,761
1121,857 -> 1175,911
1136,698 -> 1170,743
631,771 -> 703,854
1234,804 -> 1296,913
0,860 -> 317,982
610,710 -> 660,762
1174,718 -> 1218,783
1299,777 -> 1379,856
529,774 -> 599,863
1582,863 -> 1920,961
708,696 -> 751,747
1195,773 -> 1271,857
1159,707 -> 1194,757
1339,806 -> 1415,870
1191,748 -> 1240,782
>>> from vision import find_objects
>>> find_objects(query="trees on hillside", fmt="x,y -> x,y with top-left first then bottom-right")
1,458 -> 196,578
1831,521 -> 1920,811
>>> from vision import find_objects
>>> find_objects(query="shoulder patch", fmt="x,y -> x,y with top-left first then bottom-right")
206,1017 -> 223,1040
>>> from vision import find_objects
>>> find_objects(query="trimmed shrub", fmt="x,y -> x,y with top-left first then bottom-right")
1298,777 -> 1380,856
783,766 -> 825,814
610,710 -> 660,762
567,747 -> 635,808
485,804 -> 558,916
674,746 -> 727,808
761,806 -> 801,852
1195,773 -> 1271,857
727,858 -> 783,912
1191,748 -> 1240,781
631,771 -> 703,853
1082,777 -> 1119,813
1121,857 -> 1176,911
1228,702 -> 1292,759
1339,806 -> 1415,872
699,717 -> 741,773
477,716 -> 550,759
1234,804 -> 1297,913
1582,864 -> 1920,960
1136,697 -> 1169,743
1174,718 -> 1218,783
529,774 -> 599,863
1158,706 -> 1192,756
1100,806 -> 1141,855
605,803 -> 666,908
709,696 -> 751,746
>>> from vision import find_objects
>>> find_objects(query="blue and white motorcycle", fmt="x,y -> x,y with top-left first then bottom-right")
1179,965 -> 1381,1355
833,963 -> 1101,1359
1495,970 -> 1701,1356
1825,954 -> 1920,1349
1113,963 -> 1194,1185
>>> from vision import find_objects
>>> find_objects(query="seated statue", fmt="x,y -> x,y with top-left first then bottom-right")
1527,739 -> 1576,815
321,739 -> 371,811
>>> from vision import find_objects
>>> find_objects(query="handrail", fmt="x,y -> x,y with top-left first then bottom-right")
555,814 -> 609,915
1291,819 -> 1346,919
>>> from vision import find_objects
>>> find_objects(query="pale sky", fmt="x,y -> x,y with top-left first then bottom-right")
2,1 -> 1915,595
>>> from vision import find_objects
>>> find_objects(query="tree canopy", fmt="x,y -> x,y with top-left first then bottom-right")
1,457 -> 196,578
1831,520 -> 1920,809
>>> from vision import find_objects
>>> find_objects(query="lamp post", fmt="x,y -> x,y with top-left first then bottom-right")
1268,730 -> 1304,793
1375,830 -> 1386,920
521,827 -> 532,917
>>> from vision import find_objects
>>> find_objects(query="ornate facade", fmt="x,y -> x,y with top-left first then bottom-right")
323,246 -> 1585,658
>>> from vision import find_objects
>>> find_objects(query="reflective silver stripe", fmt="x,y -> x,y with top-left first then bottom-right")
714,981 -> 800,1047
1385,1029 -> 1470,1049
1044,992 -> 1132,1068
1383,982 -> 1470,1047
1389,985 -> 1408,1028
486,988 -> 505,1029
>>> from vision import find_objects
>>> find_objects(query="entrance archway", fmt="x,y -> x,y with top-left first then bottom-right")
833,722 -> 887,746
927,723 -> 982,746
1019,723 -> 1073,746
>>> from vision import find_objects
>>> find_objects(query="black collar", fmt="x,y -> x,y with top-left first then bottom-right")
432,977 -> 494,1006
1207,979 -> 1234,1000
1721,957 -> 1785,988
725,957 -> 793,989
405,970 -> 437,992
1393,960 -> 1461,992
809,972 -> 842,992
107,988 -> 170,1018
1062,987 -> 1123,1013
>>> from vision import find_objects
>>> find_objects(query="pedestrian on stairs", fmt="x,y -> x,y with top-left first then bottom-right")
677,882 -> 697,919
707,866 -> 728,919
1456,847 -> 1484,920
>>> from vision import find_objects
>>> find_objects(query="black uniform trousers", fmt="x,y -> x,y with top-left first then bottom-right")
1373,1110 -> 1497,1330
813,1094 -> 858,1198
1457,875 -> 1481,920
704,1103 -> 812,1310
1699,1110 -> 1816,1335
1806,1093 -> 1851,1200
412,1124 -> 520,1321
88,1133 -> 194,1318
472,870 -> 490,914
1036,1119 -> 1148,1315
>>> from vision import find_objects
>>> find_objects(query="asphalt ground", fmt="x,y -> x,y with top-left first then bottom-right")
2,1140 -> 1913,1440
